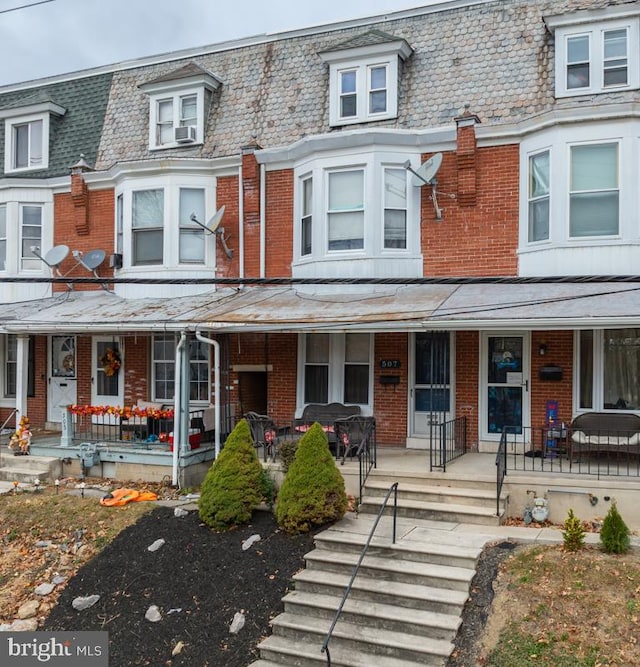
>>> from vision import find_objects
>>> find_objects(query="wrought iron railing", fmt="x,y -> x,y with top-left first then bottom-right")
430,416 -> 467,471
501,425 -> 640,480
496,428 -> 508,516
320,481 -> 398,667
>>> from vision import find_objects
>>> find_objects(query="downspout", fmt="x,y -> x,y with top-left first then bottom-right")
238,162 -> 245,279
259,162 -> 266,278
195,331 -> 221,458
172,331 -> 187,486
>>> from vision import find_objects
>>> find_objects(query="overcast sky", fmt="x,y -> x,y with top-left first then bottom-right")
0,0 -> 451,86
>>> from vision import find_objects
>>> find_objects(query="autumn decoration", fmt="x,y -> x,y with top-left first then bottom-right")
99,347 -> 121,377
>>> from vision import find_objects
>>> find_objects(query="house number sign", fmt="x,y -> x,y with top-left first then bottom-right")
380,360 -> 401,369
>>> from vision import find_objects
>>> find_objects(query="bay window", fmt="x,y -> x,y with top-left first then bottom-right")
569,143 -> 618,238
0,205 -> 6,271
301,177 -> 312,256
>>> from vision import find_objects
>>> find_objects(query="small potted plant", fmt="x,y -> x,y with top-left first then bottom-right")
8,415 -> 31,456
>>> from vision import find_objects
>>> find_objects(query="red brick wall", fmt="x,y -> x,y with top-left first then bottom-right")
374,333 -> 408,445
216,175 -> 240,278
531,330 -> 573,427
123,336 -> 149,403
422,144 -> 519,276
455,331 -> 480,449
265,169 -> 293,277
54,189 -> 115,292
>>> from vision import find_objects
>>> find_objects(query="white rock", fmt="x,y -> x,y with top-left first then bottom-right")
145,605 -> 162,622
147,538 -> 165,552
6,618 -> 38,631
52,575 -> 67,585
72,595 -> 100,611
17,599 -> 40,619
171,641 -> 185,656
174,507 -> 188,518
34,583 -> 55,596
229,611 -> 245,634
241,534 -> 261,551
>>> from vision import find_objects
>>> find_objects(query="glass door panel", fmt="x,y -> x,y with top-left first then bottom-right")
486,335 -> 525,435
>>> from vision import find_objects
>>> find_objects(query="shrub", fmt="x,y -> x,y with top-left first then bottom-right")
198,419 -> 265,531
562,508 -> 585,552
278,438 -> 300,473
276,422 -> 347,534
600,501 -> 631,554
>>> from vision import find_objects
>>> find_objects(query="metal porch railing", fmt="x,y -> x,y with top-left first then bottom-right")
320,482 -> 398,667
429,415 -> 467,472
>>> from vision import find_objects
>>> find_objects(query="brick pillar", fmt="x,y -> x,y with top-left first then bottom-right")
454,107 -> 481,207
242,143 -> 261,226
70,154 -> 93,236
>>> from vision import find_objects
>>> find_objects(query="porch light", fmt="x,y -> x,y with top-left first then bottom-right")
538,342 -> 548,356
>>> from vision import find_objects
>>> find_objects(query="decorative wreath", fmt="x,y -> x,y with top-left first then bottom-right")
100,347 -> 121,377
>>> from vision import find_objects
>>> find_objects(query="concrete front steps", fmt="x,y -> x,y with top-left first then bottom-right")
253,517 -> 483,666
359,472 -> 506,526
0,454 -> 61,484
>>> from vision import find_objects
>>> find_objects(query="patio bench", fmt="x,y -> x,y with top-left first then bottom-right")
570,412 -> 640,459
293,403 -> 361,455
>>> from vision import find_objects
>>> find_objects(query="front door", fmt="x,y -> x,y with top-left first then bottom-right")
92,337 -> 123,424
411,331 -> 453,440
482,333 -> 530,438
48,335 -> 77,422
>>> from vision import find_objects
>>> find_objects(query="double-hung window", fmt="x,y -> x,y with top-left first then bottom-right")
20,205 -> 42,270
548,11 -> 640,97
13,120 -> 43,170
569,143 -> 618,238
178,188 -> 205,264
368,65 -> 388,114
528,151 -> 550,242
132,189 -> 164,265
152,334 -> 210,402
383,167 -> 407,249
327,170 -> 364,251
155,94 -> 197,147
300,177 -> 313,256
578,329 -> 640,411
301,333 -> 371,407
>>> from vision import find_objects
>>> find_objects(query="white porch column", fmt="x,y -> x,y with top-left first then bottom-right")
15,334 -> 29,420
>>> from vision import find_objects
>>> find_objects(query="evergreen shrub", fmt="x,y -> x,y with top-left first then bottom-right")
198,419 -> 265,531
562,508 -> 585,552
276,422 -> 347,534
600,501 -> 631,554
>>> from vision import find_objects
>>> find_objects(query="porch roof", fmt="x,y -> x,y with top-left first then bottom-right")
2,281 -> 640,334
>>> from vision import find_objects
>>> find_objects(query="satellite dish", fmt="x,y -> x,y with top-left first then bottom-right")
410,153 -> 443,186
190,205 -> 225,234
43,245 -> 69,268
78,249 -> 106,271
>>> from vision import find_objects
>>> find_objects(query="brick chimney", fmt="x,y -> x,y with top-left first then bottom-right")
454,106 -> 481,207
70,154 -> 92,235
241,141 -> 261,226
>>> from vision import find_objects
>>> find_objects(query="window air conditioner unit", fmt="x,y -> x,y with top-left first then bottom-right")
174,126 -> 196,143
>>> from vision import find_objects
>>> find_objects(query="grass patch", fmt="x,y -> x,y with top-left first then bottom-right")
483,544 -> 640,666
0,488 -> 153,622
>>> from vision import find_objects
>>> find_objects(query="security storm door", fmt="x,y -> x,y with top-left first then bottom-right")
482,333 -> 530,438
411,331 -> 453,438
48,335 -> 77,423
92,337 -> 123,423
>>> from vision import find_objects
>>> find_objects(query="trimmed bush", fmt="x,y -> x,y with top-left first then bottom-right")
276,422 -> 347,534
562,508 -> 585,552
198,419 -> 265,531
278,438 -> 300,473
600,501 -> 631,554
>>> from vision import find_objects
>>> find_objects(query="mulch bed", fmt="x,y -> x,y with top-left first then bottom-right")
43,507 -> 316,667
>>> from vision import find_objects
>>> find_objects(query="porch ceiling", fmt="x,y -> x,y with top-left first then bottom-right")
2,282 -> 640,334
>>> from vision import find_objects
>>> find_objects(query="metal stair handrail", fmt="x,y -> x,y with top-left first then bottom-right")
320,481 -> 399,666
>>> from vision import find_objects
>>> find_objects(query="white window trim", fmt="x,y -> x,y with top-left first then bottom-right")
296,332 -> 373,416
3,113 -> 50,174
327,56 -> 399,126
116,174 -> 217,271
552,17 -> 639,98
293,150 -> 420,266
147,86 -> 205,150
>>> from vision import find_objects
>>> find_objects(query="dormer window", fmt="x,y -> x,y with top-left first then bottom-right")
139,62 -> 222,151
319,30 -> 412,127
545,7 -> 639,98
0,101 -> 65,174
